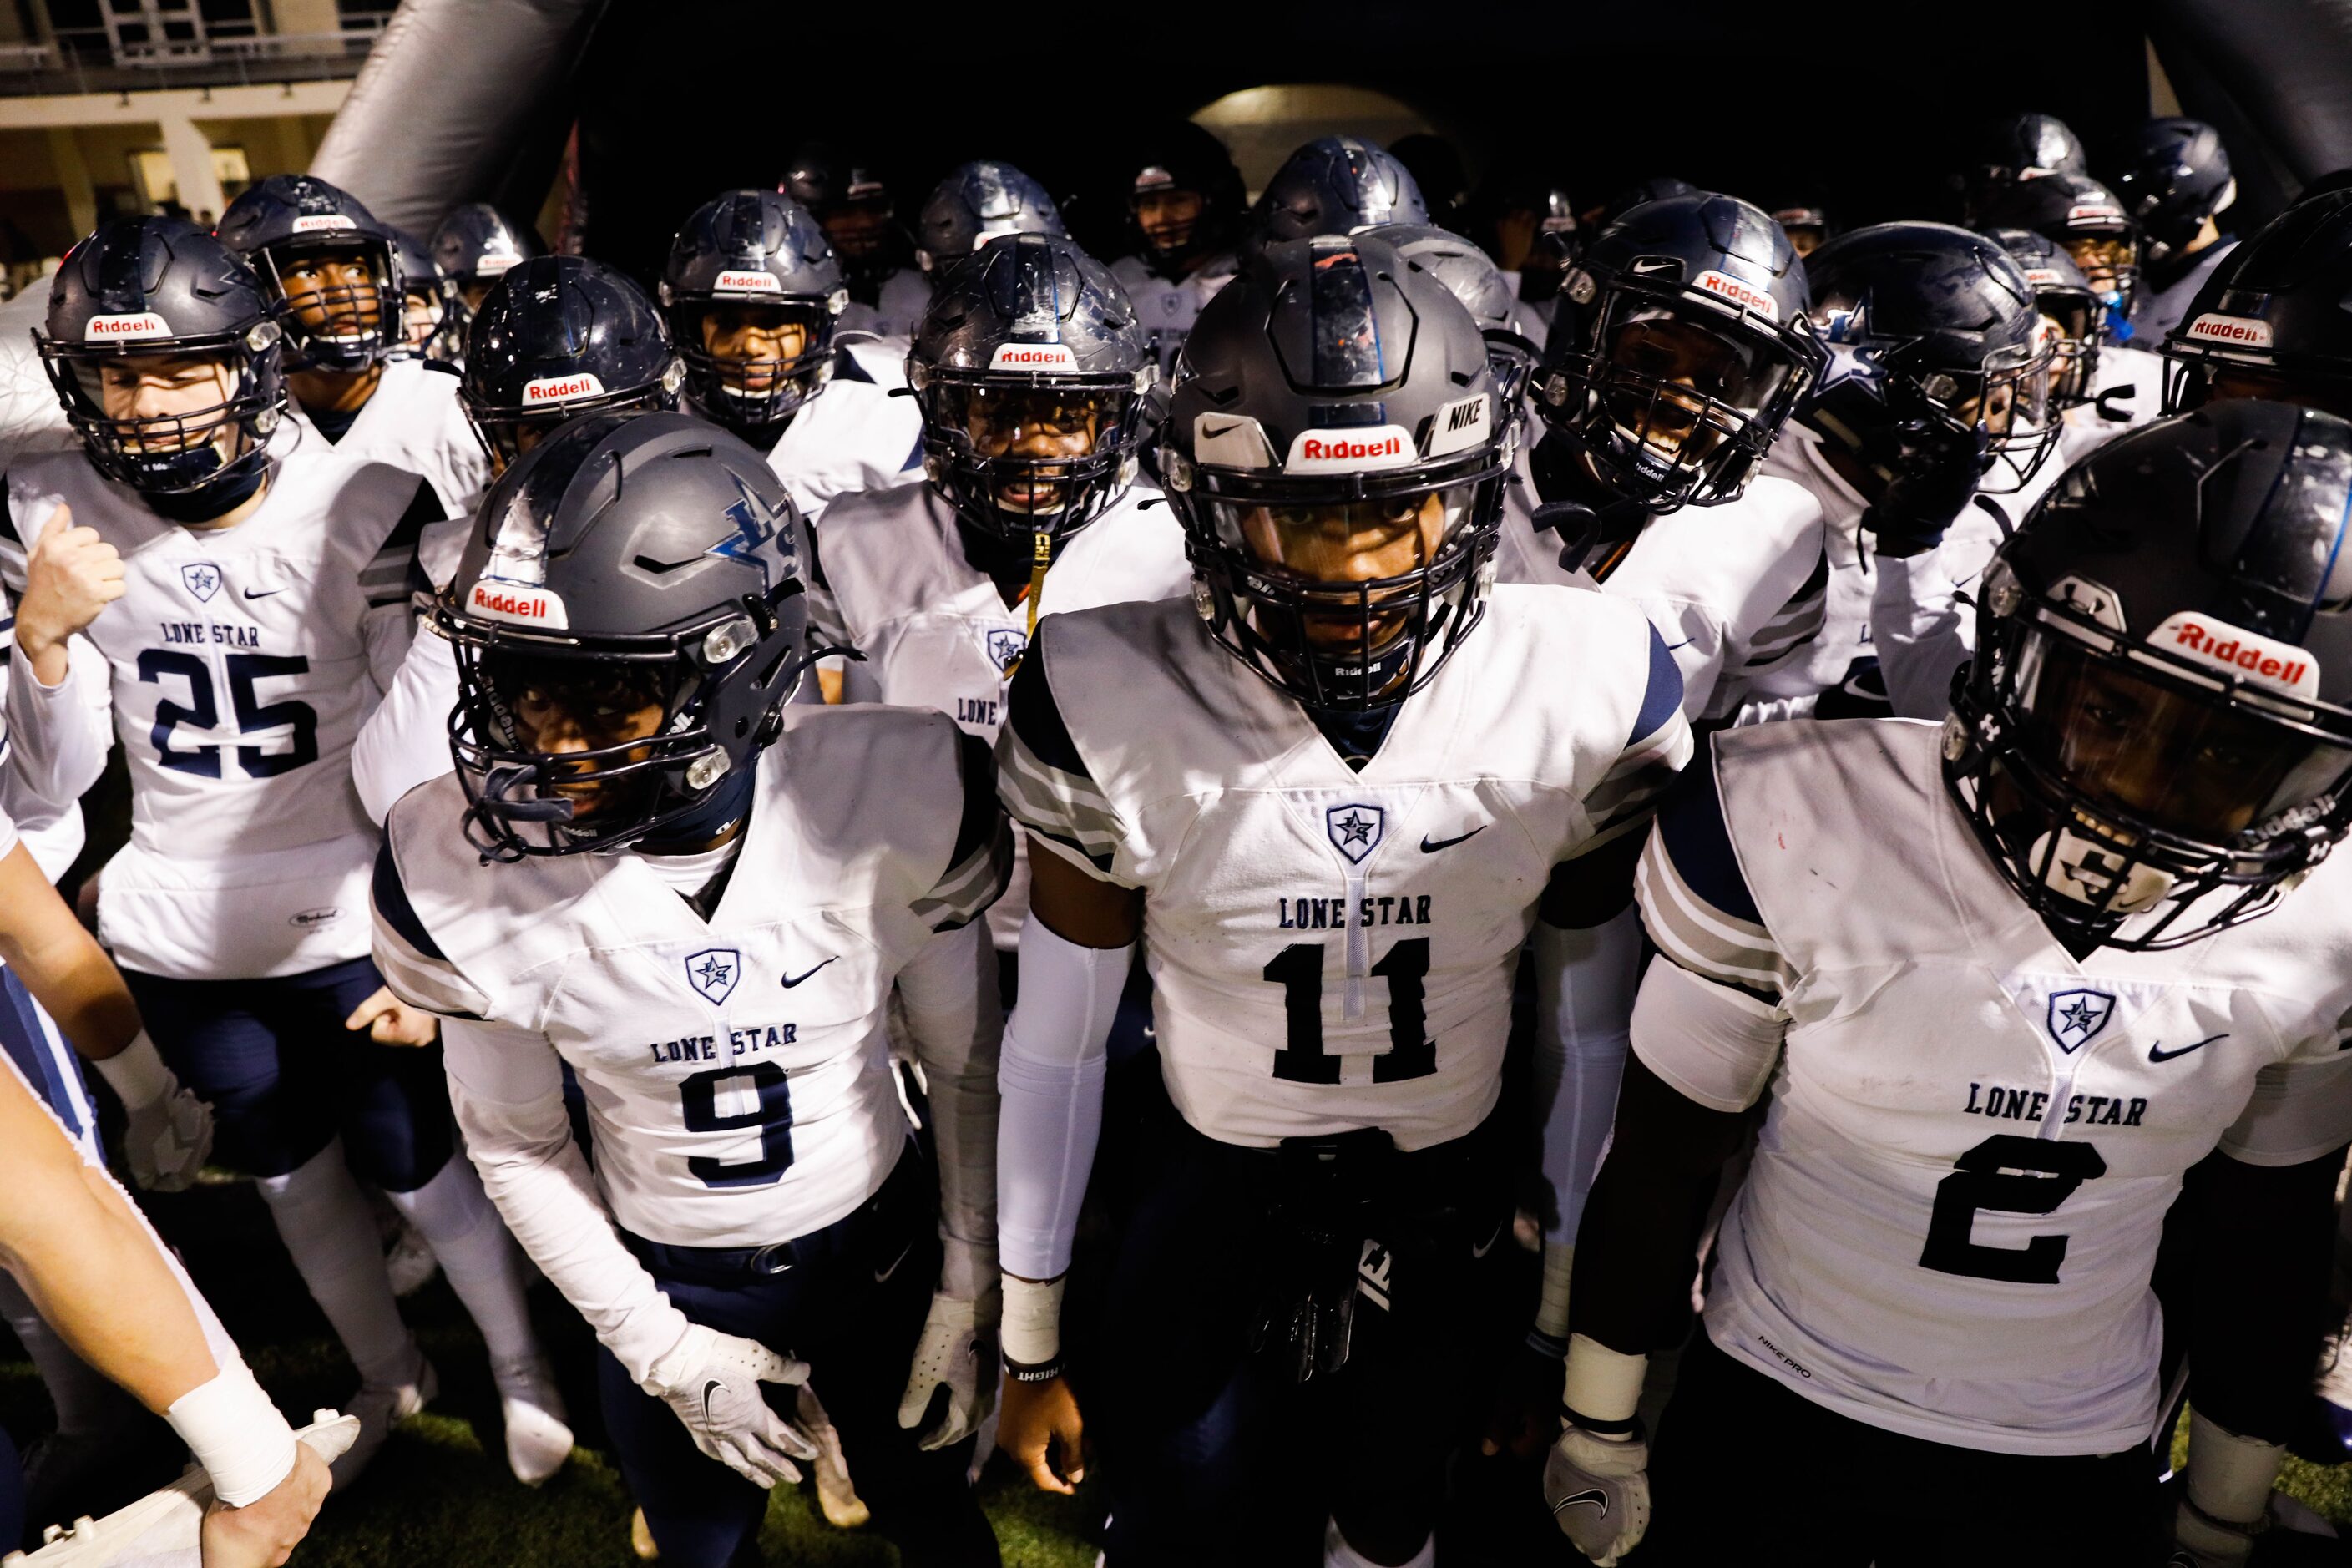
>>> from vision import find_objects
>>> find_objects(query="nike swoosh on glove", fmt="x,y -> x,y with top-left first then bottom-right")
898,1292 -> 997,1450
650,1325 -> 817,1487
1544,1423 -> 1651,1567
125,1082 -> 214,1192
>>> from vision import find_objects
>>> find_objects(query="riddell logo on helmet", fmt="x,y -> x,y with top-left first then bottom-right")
2066,204 -> 2124,224
989,342 -> 1078,371
715,270 -> 782,294
83,312 -> 169,341
1284,425 -> 1419,473
2152,610 -> 2318,696
2183,313 -> 2272,348
468,579 -> 569,630
1692,270 -> 1778,320
291,215 -> 353,233
521,372 -> 606,405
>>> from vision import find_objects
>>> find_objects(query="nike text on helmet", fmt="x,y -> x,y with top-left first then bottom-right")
1159,232 -> 1512,711
1945,401 -> 2352,949
441,410 -> 813,860
36,215 -> 286,503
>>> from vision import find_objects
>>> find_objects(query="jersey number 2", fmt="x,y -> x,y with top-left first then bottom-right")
138,650 -> 318,779
1262,938 -> 1435,1085
1919,1134 -> 2107,1284
680,1064 -> 795,1188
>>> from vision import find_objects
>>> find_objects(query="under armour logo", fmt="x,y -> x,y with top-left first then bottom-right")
683,948 -> 741,1006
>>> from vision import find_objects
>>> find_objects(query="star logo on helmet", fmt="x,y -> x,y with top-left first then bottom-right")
1817,341 -> 1887,400
705,473 -> 793,593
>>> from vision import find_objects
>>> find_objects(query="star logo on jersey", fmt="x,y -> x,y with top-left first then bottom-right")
682,948 -> 741,1007
704,474 -> 794,593
1325,804 -> 1385,864
983,627 -> 1028,676
2045,988 -> 2117,1054
180,562 -> 222,603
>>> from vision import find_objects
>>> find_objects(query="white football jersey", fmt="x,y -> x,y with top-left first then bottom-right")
837,266 -> 932,346
0,579 -> 108,882
2,447 -> 427,978
1495,469 -> 1828,724
1109,252 -> 1240,377
1636,719 -> 2352,1455
807,479 -> 1189,947
999,585 -> 1692,1149
746,370 -> 923,523
373,705 -> 1006,1248
287,357 -> 488,523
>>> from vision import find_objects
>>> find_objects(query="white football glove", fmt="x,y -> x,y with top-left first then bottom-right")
94,1035 -> 212,1191
648,1325 -> 817,1488
1543,1423 -> 1650,1567
2169,1496 -> 2263,1567
897,1291 -> 997,1450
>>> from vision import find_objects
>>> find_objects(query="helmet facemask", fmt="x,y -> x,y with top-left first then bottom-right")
670,295 -> 842,433
913,360 -> 1151,547
40,331 -> 284,499
254,240 -> 398,372
1889,335 -> 2058,495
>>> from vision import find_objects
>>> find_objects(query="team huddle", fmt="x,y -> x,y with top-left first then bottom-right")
0,105 -> 2347,1568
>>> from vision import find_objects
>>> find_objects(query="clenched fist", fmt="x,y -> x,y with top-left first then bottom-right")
17,505 -> 124,687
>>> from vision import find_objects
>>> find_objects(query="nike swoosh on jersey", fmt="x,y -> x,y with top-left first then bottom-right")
1469,1216 -> 1506,1258
873,1238 -> 915,1285
1420,826 -> 1487,853
2147,1033 -> 2228,1063
779,957 -> 837,988
1553,1488 -> 1608,1517
242,586 -> 283,599
1661,638 -> 1693,650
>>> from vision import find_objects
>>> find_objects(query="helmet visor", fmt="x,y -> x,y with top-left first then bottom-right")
923,377 -> 1136,519
1203,485 -> 1473,658
1596,306 -> 1800,474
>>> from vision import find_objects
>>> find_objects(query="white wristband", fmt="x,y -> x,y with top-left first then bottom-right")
1535,1242 -> 1576,1341
92,1030 -> 174,1110
2186,1409 -> 2284,1526
1000,1273 -> 1066,1368
167,1359 -> 298,1507
1562,1332 -> 1648,1427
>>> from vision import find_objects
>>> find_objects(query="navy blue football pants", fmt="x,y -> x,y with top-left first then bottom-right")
124,955 -> 453,1191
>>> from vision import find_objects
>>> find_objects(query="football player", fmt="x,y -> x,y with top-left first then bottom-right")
1109,122 -> 1247,376
807,232 -> 1179,954
215,175 -> 488,523
370,411 -> 1008,1568
1241,135 -> 1429,266
426,203 -> 539,369
1546,401 -> 2352,1567
2116,118 -> 2239,342
1982,226 -> 2107,458
387,227 -> 443,359
659,189 -> 920,519
1758,223 -> 2058,724
3,217 -> 567,1489
1961,109 -> 2090,225
915,161 -> 1066,277
1507,193 -> 1834,730
783,144 -> 930,350
2161,185 -> 2352,423
989,233 -> 1692,1568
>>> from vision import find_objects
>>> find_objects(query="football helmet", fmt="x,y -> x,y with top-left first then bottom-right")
1124,120 -> 1247,277
459,255 -> 682,470
1591,176 -> 1697,233
1965,111 -> 2089,221
35,216 -> 284,503
215,174 -> 398,372
781,143 -> 904,288
2162,189 -> 2352,419
1242,136 -> 1429,264
1364,223 -> 1543,422
1981,225 -> 2102,409
1977,171 -> 2142,329
1946,401 -> 2352,948
387,225 -> 443,360
908,234 -> 1151,557
1537,193 -> 1824,510
2113,117 -> 2236,269
428,203 -> 541,357
441,409 -> 812,859
1160,232 -> 1511,711
915,161 -> 1065,275
661,190 -> 846,438
1800,221 -> 2058,494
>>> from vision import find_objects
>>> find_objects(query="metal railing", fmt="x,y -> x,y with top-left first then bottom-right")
0,18 -> 383,97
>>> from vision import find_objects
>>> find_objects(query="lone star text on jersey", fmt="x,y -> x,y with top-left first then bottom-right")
1279,894 -> 1436,929
648,1021 -> 800,1066
1964,1081 -> 2150,1128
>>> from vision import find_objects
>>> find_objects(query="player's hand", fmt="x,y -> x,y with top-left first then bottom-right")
1000,1372 -> 1085,1495
199,1440 -> 330,1568
16,506 -> 124,683
125,1080 -> 215,1191
1482,1330 -> 1568,1459
345,986 -> 439,1047
650,1324 -> 816,1488
1544,1421 -> 1650,1566
1865,421 -> 1987,558
2168,1493 -> 2263,1566
897,1289 -> 996,1450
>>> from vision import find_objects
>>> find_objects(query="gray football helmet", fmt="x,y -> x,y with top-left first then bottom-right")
1363,222 -> 1541,420
915,160 -> 1066,274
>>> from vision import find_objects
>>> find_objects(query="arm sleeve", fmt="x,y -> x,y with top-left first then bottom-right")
439,1015 -> 696,1388
994,630 -> 1136,885
1530,905 -> 1641,1242
894,918 -> 1001,1299
368,837 -> 493,1020
1727,543 -> 1830,690
1565,621 -> 1694,859
912,728 -> 1013,934
352,621 -> 458,825
996,912 -> 1130,1280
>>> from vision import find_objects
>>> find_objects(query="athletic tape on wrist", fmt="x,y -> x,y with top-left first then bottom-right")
2186,1409 -> 2284,1528
1561,1333 -> 1646,1429
93,1030 -> 174,1110
1534,1242 -> 1575,1341
167,1358 -> 298,1508
1000,1273 -> 1065,1369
